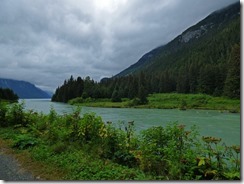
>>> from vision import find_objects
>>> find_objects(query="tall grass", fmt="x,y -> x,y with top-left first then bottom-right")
69,93 -> 240,112
147,93 -> 240,112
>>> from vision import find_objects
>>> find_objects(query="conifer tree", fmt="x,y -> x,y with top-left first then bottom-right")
223,44 -> 240,98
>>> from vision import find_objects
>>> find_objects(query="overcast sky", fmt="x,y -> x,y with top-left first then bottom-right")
0,0 -> 239,92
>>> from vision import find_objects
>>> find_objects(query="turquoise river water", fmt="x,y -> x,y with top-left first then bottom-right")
21,99 -> 240,146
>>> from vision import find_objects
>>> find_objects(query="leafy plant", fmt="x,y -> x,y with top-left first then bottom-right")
51,142 -> 68,154
127,98 -> 141,107
12,134 -> 38,150
6,102 -> 25,126
179,99 -> 187,110
195,136 -> 241,180
139,123 -> 201,179
0,102 -> 8,127
77,113 -> 104,144
0,103 -> 240,180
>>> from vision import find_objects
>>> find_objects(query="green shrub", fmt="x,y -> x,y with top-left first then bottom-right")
69,97 -> 84,105
84,97 -> 95,103
42,107 -> 72,144
113,150 -> 138,168
0,102 -> 8,127
100,123 -> 123,159
179,99 -> 187,110
0,105 -> 240,180
66,159 -> 147,180
51,142 -> 68,154
31,144 -> 52,161
48,106 -> 58,124
196,137 -> 241,180
12,134 -> 38,150
127,98 -> 141,107
75,113 -> 104,144
139,123 -> 201,179
6,102 -> 27,126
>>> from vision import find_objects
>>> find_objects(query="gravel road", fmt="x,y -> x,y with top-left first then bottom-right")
0,150 -> 35,181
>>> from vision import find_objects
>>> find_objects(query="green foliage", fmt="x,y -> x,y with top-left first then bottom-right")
51,142 -> 68,154
179,99 -> 187,110
52,75 -> 84,102
6,101 -> 26,126
147,93 -> 239,111
197,137 -> 241,180
69,93 -> 239,112
0,87 -> 18,101
138,123 -> 201,179
100,122 -> 125,159
112,3 -> 240,98
0,103 -> 240,180
69,97 -> 84,105
0,102 -> 8,127
223,44 -> 240,99
12,134 -> 38,150
127,98 -> 141,107
48,106 -> 58,124
31,144 -> 52,161
77,113 -> 104,144
52,150 -> 148,180
101,121 -> 138,167
111,89 -> 122,102
66,159 -> 147,180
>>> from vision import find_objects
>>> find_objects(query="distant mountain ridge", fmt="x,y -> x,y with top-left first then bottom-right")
115,2 -> 240,77
0,78 -> 51,99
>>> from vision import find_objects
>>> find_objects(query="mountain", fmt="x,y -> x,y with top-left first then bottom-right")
45,91 -> 54,97
52,2 -> 240,103
115,2 -> 240,78
0,78 -> 51,99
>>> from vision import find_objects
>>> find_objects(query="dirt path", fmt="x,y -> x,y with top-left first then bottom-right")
0,149 -> 35,181
0,139 -> 65,180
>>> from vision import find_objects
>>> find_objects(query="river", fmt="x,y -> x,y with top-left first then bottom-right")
21,99 -> 240,146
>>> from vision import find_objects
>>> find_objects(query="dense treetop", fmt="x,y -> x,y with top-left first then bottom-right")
0,88 -> 18,102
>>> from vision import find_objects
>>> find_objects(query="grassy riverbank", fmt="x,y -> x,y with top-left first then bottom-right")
0,102 -> 240,180
69,93 -> 240,112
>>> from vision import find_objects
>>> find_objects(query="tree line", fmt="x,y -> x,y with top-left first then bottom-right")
52,42 -> 239,104
0,88 -> 19,101
51,73 -> 148,104
52,15 -> 240,103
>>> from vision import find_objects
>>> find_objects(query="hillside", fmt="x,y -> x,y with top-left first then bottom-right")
52,2 -> 240,103
115,2 -> 240,78
0,78 -> 51,99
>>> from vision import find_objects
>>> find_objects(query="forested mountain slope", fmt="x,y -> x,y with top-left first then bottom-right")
115,2 -> 240,78
52,2 -> 240,103
112,2 -> 240,98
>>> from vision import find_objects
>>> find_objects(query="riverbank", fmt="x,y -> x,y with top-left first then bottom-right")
68,93 -> 240,112
0,102 -> 240,180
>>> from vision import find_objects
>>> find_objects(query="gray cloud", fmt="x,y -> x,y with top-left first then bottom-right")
0,0 -> 238,92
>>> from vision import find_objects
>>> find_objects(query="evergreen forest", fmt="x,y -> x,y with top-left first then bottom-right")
0,87 -> 19,102
52,3 -> 240,104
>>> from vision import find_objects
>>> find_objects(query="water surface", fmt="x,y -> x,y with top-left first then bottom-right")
21,99 -> 240,146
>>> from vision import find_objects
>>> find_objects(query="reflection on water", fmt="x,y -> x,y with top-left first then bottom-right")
21,99 -> 240,146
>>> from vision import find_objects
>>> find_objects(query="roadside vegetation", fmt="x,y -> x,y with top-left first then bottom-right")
68,93 -> 240,112
0,101 -> 240,180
